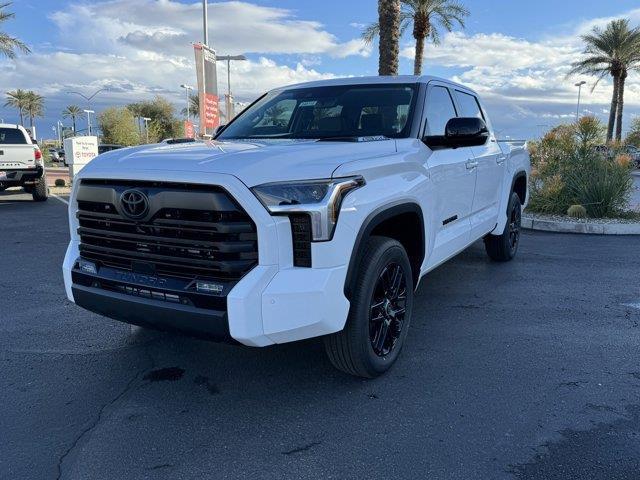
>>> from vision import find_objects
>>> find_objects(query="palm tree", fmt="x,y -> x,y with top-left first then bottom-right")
364,0 -> 468,75
375,0 -> 401,76
24,91 -> 44,129
4,88 -> 28,124
0,2 -> 29,59
181,94 -> 199,118
62,105 -> 82,133
615,42 -> 640,141
570,19 -> 640,142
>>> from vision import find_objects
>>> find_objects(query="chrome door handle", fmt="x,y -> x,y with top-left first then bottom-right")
496,155 -> 507,164
466,160 -> 479,170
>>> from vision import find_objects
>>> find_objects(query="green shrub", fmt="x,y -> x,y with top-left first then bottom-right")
529,116 -> 633,218
564,151 -> 632,218
54,178 -> 66,187
567,204 -> 587,218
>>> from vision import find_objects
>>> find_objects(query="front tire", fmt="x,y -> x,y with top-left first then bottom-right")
32,174 -> 49,202
484,192 -> 521,262
324,236 -> 414,378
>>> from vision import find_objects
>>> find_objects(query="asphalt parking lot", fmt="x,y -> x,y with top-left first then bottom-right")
1,188 -> 639,480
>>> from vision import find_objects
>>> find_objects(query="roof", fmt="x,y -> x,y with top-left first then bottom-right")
279,75 -> 474,93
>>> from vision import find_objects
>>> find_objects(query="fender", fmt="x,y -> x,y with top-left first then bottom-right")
492,170 -> 528,235
344,201 -> 425,300
509,170 -> 528,209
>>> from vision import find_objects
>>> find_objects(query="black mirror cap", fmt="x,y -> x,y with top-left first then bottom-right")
445,117 -> 490,147
423,117 -> 490,149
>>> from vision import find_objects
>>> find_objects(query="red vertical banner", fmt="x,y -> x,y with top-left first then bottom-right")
203,93 -> 219,129
194,43 -> 219,137
184,120 -> 195,139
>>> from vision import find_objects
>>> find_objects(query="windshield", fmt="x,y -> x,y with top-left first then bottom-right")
218,83 -> 418,140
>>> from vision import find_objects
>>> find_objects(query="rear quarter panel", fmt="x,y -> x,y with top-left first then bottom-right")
492,141 -> 531,234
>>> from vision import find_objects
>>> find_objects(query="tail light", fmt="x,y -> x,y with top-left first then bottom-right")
34,148 -> 43,165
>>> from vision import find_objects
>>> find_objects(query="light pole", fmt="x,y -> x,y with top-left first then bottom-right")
68,88 -> 108,113
202,0 -> 209,45
142,117 -> 151,143
575,81 -> 586,121
84,109 -> 95,136
180,84 -> 193,120
217,55 -> 247,120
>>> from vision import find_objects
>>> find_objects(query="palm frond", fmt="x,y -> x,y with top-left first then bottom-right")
362,22 -> 380,44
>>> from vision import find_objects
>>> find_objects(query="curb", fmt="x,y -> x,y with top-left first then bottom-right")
522,215 -> 640,235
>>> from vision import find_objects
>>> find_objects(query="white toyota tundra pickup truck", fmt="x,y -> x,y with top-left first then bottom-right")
0,124 -> 48,201
63,76 -> 530,377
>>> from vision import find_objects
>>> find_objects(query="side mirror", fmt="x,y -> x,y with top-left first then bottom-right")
423,117 -> 490,149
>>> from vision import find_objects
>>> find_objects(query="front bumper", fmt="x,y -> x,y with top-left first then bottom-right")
72,283 -> 233,341
62,169 -> 351,347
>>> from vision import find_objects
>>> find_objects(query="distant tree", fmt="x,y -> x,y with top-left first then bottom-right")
62,105 -> 82,133
364,0 -> 469,75
24,91 -> 44,129
127,96 -> 182,142
626,117 -> 640,147
4,88 -> 28,124
570,19 -> 640,142
98,107 -> 140,146
0,2 -> 30,59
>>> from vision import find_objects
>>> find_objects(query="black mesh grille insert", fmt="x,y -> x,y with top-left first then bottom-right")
289,214 -> 312,268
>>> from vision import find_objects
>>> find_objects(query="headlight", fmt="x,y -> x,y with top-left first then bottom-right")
251,177 -> 365,241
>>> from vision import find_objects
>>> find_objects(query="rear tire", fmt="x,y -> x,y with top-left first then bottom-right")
324,236 -> 414,378
32,175 -> 49,202
484,192 -> 521,262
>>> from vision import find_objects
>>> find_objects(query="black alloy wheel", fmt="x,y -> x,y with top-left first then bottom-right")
369,263 -> 407,357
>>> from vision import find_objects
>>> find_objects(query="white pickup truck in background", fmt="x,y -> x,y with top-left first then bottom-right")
63,76 -> 530,378
0,124 -> 48,201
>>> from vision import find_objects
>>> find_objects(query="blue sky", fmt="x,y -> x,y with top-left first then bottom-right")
3,0 -> 640,140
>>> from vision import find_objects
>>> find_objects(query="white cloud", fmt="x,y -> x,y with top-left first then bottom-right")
49,0 -> 368,57
2,0 -> 640,140
398,7 -> 640,136
0,0 -> 364,129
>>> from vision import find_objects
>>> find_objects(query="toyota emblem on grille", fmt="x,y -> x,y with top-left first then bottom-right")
120,189 -> 149,219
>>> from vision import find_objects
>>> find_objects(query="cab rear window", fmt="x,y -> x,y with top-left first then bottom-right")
0,128 -> 28,145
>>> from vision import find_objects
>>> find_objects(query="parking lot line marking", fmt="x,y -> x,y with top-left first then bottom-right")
623,303 -> 640,310
51,194 -> 69,205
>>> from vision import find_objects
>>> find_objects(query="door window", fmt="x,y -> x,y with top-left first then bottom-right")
425,86 -> 457,136
455,91 -> 484,120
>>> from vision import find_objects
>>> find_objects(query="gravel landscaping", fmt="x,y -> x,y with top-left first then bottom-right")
524,211 -> 640,225
522,211 -> 640,235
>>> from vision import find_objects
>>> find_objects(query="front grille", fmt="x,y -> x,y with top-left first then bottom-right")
76,180 -> 258,283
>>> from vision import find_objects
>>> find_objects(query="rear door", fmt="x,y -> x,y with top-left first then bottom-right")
423,83 -> 476,267
453,90 -> 505,238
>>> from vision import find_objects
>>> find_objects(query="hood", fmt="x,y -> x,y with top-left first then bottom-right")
83,139 -> 397,187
